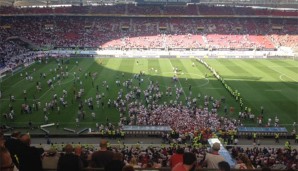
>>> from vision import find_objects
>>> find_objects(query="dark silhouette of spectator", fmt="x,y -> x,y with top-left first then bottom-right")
91,139 -> 114,168
172,152 -> 197,171
218,161 -> 231,171
262,167 -> 272,171
105,152 -> 125,171
19,133 -> 44,171
57,144 -> 83,171
74,145 -> 88,168
0,131 -> 5,147
4,131 -> 23,169
0,146 -> 18,171
122,165 -> 135,171
170,147 -> 184,168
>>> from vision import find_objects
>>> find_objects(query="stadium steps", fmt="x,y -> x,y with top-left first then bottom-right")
266,34 -> 279,48
125,4 -> 128,15
6,36 -> 40,50
202,34 -> 208,45
196,4 -> 200,15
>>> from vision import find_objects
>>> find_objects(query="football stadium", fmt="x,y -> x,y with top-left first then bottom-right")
0,0 -> 297,170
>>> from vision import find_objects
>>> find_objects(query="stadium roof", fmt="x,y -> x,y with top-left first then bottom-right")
0,0 -> 298,8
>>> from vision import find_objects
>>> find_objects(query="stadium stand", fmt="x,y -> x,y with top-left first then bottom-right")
0,5 -> 297,67
2,133 -> 297,170
1,5 -> 298,16
0,16 -> 297,58
0,4 -> 297,171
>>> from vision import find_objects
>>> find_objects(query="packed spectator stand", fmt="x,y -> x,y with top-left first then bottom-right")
0,17 -> 297,50
0,4 -> 298,171
1,5 -> 298,16
1,131 -> 297,171
0,5 -> 298,69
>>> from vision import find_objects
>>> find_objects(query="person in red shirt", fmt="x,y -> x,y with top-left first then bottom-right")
172,152 -> 197,171
170,148 -> 184,168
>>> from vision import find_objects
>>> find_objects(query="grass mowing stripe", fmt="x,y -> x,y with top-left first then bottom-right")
266,60 -> 298,80
239,60 -> 295,123
270,67 -> 298,82
168,59 -> 186,98
38,65 -> 77,100
208,59 -> 297,124
232,60 -> 295,120
1,58 -> 296,130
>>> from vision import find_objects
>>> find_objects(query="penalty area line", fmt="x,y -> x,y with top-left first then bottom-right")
264,89 -> 282,92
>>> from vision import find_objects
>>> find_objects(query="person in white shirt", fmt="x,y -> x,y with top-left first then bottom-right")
202,143 -> 225,169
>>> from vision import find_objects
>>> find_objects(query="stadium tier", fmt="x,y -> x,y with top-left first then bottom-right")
0,17 -> 297,61
0,4 -> 298,171
0,5 -> 298,16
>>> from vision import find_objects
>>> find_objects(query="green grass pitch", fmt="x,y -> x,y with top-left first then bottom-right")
0,58 -> 297,132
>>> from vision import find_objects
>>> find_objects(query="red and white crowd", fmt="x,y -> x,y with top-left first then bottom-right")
0,16 -> 297,69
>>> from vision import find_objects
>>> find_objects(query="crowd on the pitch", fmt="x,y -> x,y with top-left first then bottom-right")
1,57 -> 243,140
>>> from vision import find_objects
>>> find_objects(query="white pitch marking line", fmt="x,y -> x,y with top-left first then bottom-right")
279,75 -> 298,85
225,78 -> 247,81
269,66 -> 298,68
204,87 -> 223,90
264,89 -> 282,92
270,67 -> 298,83
168,60 -> 186,98
38,66 -> 76,100
0,98 -> 34,101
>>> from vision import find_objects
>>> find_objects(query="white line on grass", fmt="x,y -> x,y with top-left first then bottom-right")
204,87 -> 223,90
146,72 -> 209,88
0,98 -> 34,101
38,86 -> 55,100
270,67 -> 298,83
168,60 -> 187,98
37,66 -> 76,100
264,89 -> 282,92
11,76 -> 27,87
279,75 -> 298,85
1,66 -> 28,82
224,78 -> 247,81
269,66 -> 298,68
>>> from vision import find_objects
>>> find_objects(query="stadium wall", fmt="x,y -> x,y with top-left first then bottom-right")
38,49 -> 294,59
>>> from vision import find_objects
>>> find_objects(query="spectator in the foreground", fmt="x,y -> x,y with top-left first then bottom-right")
170,147 -> 184,168
128,156 -> 141,168
0,131 -> 5,147
42,148 -> 60,170
237,153 -> 254,169
202,142 -> 225,169
234,155 -> 247,169
0,146 -> 19,171
4,131 -> 23,169
122,165 -> 135,171
91,139 -> 114,168
218,161 -> 231,171
172,152 -> 197,171
262,167 -> 271,171
105,152 -> 125,171
19,133 -> 44,171
57,144 -> 83,171
74,145 -> 88,167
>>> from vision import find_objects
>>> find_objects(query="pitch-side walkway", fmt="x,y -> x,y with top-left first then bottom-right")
30,137 -> 298,150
